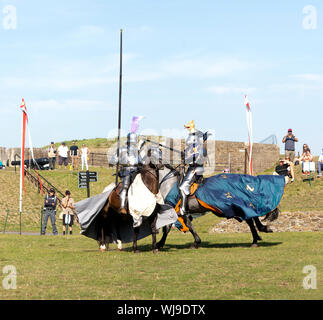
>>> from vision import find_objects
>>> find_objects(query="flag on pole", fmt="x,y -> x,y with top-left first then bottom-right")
20,99 -> 28,196
244,95 -> 253,176
19,99 -> 43,213
130,116 -> 144,133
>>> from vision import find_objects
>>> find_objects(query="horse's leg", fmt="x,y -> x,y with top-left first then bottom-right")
246,218 -> 262,247
104,231 -> 110,251
151,213 -> 159,254
253,217 -> 273,233
182,215 -> 201,249
99,225 -> 107,252
262,207 -> 280,222
156,225 -> 172,249
116,214 -> 123,251
133,226 -> 140,253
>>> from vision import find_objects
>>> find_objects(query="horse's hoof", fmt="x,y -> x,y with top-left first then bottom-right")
190,243 -> 199,249
251,243 -> 258,248
153,249 -> 159,254
99,245 -> 107,252
134,250 -> 140,254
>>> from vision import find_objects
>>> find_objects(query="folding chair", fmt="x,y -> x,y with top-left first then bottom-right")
302,162 -> 315,186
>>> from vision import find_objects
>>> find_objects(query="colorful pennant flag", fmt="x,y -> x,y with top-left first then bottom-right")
130,116 -> 144,133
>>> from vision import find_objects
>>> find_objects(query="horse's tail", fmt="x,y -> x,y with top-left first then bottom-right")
262,206 -> 280,222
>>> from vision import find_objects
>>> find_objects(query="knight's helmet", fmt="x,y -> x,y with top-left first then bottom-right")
127,132 -> 138,148
184,120 -> 196,134
184,120 -> 200,145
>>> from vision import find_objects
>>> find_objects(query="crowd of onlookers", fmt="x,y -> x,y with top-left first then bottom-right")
41,141 -> 88,235
47,141 -> 90,171
274,128 -> 323,184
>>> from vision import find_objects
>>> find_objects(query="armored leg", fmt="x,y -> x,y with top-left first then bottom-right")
119,175 -> 131,214
179,167 -> 196,215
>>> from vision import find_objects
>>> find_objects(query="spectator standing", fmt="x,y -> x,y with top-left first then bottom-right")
282,129 -> 298,162
81,143 -> 90,171
47,142 -> 57,170
70,141 -> 79,171
317,149 -> 323,178
41,188 -> 58,235
61,190 -> 75,235
302,144 -> 311,156
57,142 -> 69,170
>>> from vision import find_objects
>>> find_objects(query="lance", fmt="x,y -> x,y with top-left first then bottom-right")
144,138 -> 185,159
115,29 -> 123,185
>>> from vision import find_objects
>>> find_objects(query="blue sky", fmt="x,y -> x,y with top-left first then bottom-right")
0,0 -> 322,155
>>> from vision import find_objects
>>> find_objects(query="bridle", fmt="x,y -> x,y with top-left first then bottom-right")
159,164 -> 181,187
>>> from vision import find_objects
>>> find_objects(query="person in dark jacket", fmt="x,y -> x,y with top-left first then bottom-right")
41,188 -> 58,235
282,129 -> 298,162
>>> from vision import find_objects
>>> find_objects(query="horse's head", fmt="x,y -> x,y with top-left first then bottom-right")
145,146 -> 164,170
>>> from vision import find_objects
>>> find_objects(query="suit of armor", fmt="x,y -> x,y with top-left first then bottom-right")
179,129 -> 207,215
110,132 -> 143,213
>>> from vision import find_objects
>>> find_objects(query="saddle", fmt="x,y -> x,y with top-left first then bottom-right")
174,182 -> 199,214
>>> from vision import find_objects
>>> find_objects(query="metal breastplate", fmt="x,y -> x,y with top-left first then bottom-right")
119,146 -> 139,166
184,134 -> 205,166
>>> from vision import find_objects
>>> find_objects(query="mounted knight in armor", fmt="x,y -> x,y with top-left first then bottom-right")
109,131 -> 144,214
179,120 -> 209,215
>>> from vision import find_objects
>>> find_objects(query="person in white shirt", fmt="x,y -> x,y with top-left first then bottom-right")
317,149 -> 323,178
81,144 -> 89,171
57,142 -> 69,169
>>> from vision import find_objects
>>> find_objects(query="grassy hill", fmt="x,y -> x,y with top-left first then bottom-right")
262,157 -> 323,212
1,155 -> 322,234
43,137 -> 118,152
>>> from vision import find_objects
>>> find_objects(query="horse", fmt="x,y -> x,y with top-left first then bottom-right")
156,165 -> 282,249
97,147 -> 163,254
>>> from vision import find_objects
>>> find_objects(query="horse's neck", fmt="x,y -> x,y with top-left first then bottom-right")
159,167 -> 178,199
141,164 -> 159,194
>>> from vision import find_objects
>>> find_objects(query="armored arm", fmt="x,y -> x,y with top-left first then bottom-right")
109,150 -> 119,166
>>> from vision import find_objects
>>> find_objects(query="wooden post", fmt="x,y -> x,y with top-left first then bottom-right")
244,149 -> 248,174
86,170 -> 90,198
40,207 -> 43,235
3,210 -> 9,234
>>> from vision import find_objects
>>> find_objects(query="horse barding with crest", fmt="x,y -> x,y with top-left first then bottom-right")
155,120 -> 285,249
75,121 -> 286,252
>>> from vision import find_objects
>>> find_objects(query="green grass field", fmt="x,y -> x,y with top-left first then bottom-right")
0,228 -> 322,300
0,151 -> 322,300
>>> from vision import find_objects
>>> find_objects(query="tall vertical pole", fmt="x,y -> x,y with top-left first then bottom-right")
19,112 -> 24,226
115,29 -> 123,185
228,152 -> 231,173
86,170 -> 90,198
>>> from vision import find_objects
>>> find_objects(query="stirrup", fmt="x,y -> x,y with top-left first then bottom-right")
179,208 -> 186,216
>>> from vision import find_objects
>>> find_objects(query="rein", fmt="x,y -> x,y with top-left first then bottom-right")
140,166 -> 159,180
159,164 -> 181,187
